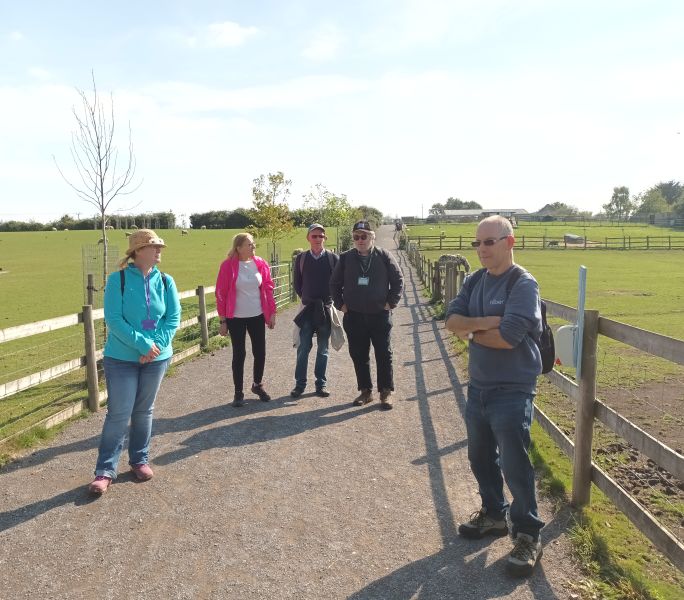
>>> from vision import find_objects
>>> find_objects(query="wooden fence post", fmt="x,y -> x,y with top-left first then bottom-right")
87,273 -> 95,306
197,285 -> 209,349
82,305 -> 100,412
572,309 -> 600,506
456,270 -> 465,294
433,263 -> 442,302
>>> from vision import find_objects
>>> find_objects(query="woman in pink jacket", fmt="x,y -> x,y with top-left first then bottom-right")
215,232 -> 277,407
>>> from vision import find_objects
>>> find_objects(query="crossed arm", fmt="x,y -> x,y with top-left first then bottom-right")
444,314 -> 513,349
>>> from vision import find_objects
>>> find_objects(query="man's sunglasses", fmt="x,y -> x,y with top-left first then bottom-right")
353,234 -> 368,241
471,235 -> 509,248
310,234 -> 325,239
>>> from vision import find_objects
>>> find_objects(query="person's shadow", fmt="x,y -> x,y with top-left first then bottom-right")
155,401 -> 375,466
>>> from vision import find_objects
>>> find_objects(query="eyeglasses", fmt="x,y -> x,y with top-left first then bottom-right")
353,234 -> 368,241
310,234 -> 325,239
471,236 -> 509,248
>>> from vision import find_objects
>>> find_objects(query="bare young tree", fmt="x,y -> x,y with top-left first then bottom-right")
54,71 -> 142,288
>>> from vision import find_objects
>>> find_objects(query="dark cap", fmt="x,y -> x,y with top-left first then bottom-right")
352,220 -> 373,232
307,223 -> 326,233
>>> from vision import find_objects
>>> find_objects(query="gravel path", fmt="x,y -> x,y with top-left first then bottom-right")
0,226 -> 581,599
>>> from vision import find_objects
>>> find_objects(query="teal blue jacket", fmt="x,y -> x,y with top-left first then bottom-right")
103,264 -> 181,362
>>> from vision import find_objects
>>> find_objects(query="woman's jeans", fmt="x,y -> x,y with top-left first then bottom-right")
95,356 -> 169,479
465,384 -> 545,539
343,310 -> 394,391
294,314 -> 331,390
226,315 -> 266,393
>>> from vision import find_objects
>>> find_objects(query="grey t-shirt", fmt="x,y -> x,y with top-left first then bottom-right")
446,265 -> 543,392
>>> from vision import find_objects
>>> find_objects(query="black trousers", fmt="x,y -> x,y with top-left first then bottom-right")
226,315 -> 266,393
342,310 -> 394,392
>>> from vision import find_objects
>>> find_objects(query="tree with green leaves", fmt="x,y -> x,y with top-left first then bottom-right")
248,171 -> 294,259
444,197 -> 482,210
633,189 -> 670,215
536,202 -> 579,216
652,181 -> 683,206
602,186 -> 633,222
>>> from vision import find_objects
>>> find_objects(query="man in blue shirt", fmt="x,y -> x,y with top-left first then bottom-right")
291,224 -> 339,398
445,215 -> 544,577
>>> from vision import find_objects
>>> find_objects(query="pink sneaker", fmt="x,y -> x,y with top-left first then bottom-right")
131,463 -> 154,481
88,475 -> 112,495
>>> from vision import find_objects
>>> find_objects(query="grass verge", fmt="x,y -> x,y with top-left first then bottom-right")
531,422 -> 684,599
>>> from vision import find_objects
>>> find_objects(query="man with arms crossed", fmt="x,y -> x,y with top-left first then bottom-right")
291,223 -> 339,398
445,215 -> 544,577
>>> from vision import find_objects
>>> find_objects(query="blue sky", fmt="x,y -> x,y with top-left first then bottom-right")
1,0 -> 683,224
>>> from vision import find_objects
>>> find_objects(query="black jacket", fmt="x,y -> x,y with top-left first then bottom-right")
330,247 -> 403,314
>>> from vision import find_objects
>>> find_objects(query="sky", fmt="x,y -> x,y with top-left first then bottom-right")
1,0 -> 683,225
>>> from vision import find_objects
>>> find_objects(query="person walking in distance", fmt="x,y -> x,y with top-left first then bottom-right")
215,233 -> 276,407
330,221 -> 403,410
445,215 -> 545,577
291,224 -> 339,398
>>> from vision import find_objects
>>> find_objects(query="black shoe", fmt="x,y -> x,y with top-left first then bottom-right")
290,387 -> 304,398
315,387 -> 330,397
251,383 -> 271,402
232,392 -> 245,407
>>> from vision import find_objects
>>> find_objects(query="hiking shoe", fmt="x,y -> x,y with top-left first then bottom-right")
251,383 -> 271,402
131,463 -> 154,481
506,533 -> 543,577
315,387 -> 330,398
352,389 -> 374,406
379,389 -> 393,410
88,475 -> 112,495
458,509 -> 508,539
290,387 -> 304,398
232,392 -> 245,407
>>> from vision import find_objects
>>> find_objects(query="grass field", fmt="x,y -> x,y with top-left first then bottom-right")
0,227 -> 333,328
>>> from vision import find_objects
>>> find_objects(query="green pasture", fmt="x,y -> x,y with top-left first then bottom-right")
0,227 -> 327,328
405,221 -> 684,241
419,246 -> 684,339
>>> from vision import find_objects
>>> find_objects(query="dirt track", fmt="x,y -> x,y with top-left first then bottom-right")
0,226 -> 580,599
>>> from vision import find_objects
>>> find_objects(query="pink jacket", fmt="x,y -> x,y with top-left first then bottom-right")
215,255 -> 277,322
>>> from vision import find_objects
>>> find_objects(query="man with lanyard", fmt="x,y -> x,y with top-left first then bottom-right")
330,220 -> 403,409
291,223 -> 339,398
445,215 -> 544,577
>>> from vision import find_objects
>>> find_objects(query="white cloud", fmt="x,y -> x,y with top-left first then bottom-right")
302,24 -> 344,61
205,21 -> 259,47
8,31 -> 23,41
27,67 -> 52,80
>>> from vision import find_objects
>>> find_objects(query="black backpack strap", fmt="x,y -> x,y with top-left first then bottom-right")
121,268 -> 167,295
505,265 -> 525,295
326,251 -> 335,273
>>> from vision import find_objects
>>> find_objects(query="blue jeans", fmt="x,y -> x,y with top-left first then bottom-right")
94,356 -> 169,479
465,384 -> 545,539
294,314 -> 331,390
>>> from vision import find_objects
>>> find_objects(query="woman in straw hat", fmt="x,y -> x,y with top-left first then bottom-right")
215,232 -> 276,406
89,229 -> 181,495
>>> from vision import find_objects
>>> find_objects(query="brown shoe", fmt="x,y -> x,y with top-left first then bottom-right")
131,463 -> 154,481
353,389 -> 374,406
379,390 -> 393,410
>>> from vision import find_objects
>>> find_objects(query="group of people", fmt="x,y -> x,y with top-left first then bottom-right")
88,215 -> 546,578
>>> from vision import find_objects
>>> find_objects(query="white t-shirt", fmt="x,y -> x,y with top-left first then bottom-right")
233,260 -> 263,318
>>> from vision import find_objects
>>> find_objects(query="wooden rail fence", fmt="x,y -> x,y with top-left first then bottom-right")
406,240 -> 684,572
0,262 -> 295,443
